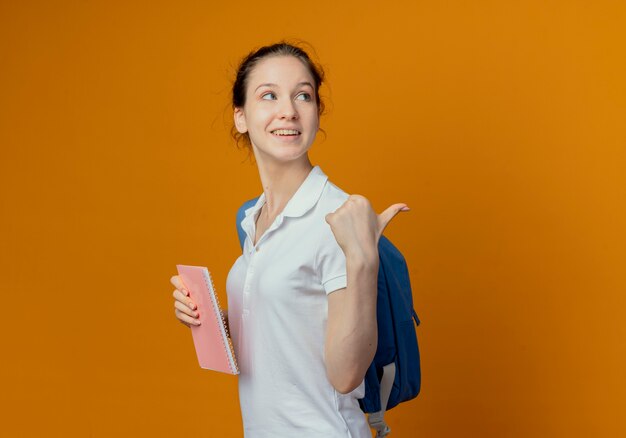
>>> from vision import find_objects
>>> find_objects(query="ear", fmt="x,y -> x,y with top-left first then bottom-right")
234,107 -> 248,134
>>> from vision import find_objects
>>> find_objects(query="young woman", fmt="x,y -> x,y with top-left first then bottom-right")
171,42 -> 408,437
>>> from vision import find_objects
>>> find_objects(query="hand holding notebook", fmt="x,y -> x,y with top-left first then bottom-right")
176,265 -> 239,375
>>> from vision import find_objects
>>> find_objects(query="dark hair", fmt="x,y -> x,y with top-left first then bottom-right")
231,41 -> 326,151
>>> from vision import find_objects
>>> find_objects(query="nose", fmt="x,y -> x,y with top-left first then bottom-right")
278,98 -> 298,119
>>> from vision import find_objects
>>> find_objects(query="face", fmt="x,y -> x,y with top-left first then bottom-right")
234,56 -> 319,165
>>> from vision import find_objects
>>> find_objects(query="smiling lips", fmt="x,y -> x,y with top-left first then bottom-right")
271,129 -> 301,136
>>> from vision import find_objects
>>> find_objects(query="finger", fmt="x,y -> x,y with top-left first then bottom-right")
170,275 -> 188,294
172,289 -> 197,311
174,300 -> 199,319
174,309 -> 200,325
377,203 -> 409,235
175,308 -> 201,326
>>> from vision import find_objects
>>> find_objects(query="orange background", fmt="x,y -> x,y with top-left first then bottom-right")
1,1 -> 625,436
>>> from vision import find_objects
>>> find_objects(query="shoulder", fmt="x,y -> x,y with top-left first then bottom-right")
311,179 -> 348,255
313,180 -> 349,285
316,179 -> 350,214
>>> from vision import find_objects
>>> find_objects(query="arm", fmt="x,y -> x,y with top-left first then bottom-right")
325,254 -> 379,394
324,195 -> 408,394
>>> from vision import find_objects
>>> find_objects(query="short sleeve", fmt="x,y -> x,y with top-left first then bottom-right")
316,224 -> 347,295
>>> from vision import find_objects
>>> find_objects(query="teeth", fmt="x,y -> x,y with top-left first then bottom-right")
272,129 -> 300,136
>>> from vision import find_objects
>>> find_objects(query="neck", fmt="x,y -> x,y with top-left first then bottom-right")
255,156 -> 314,217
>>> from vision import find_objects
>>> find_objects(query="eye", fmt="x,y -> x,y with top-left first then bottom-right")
296,93 -> 312,102
261,92 -> 277,100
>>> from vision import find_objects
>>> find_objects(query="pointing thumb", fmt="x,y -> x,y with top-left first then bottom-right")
377,203 -> 409,236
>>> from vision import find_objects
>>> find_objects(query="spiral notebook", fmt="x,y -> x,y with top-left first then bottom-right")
176,265 -> 239,374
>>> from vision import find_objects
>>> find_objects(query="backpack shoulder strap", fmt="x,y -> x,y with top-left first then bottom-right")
367,362 -> 395,437
236,197 -> 259,250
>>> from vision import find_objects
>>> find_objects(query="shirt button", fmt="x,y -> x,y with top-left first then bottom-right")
255,247 -> 260,252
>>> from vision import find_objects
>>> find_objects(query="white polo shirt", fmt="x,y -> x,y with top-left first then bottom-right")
226,166 -> 370,437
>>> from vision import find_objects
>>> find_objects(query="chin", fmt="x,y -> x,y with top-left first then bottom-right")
274,150 -> 310,163
253,141 -> 313,163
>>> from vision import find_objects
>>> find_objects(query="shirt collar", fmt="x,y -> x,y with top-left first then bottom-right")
241,165 -> 329,232
282,165 -> 329,218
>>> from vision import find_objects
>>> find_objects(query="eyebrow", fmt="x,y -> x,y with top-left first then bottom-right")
254,82 -> 314,92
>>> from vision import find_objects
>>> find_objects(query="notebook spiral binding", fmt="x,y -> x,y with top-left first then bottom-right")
202,269 -> 239,374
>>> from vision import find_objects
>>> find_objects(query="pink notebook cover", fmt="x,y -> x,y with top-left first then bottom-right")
176,265 -> 239,374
